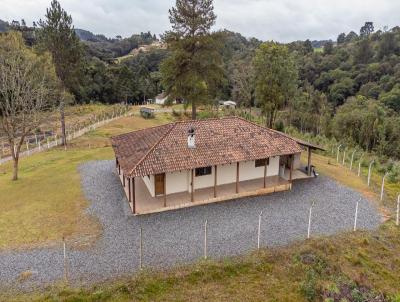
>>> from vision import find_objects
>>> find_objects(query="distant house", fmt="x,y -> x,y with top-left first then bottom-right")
111,117 -> 323,215
219,100 -> 237,109
154,92 -> 168,105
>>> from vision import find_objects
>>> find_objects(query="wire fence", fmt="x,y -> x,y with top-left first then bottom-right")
58,200 -> 400,284
0,107 -> 132,165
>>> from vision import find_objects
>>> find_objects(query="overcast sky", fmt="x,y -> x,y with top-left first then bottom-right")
2,0 -> 400,42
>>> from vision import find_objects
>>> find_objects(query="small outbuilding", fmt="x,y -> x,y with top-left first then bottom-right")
154,92 -> 168,105
219,100 -> 237,109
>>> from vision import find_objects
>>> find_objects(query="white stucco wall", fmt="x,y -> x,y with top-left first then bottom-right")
142,156 -> 282,196
237,156 -> 278,181
155,97 -> 167,104
166,170 -> 189,194
142,175 -> 155,197
217,163 -> 237,185
293,152 -> 302,170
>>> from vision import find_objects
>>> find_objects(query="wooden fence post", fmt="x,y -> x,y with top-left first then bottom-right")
204,220 -> 208,259
336,144 -> 342,163
139,227 -> 143,270
367,160 -> 374,186
342,148 -> 346,165
257,211 -> 263,249
380,172 -> 388,201
357,154 -> 364,176
354,200 -> 359,231
350,149 -> 357,171
307,202 -> 314,239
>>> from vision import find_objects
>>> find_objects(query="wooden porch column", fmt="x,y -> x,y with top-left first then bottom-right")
236,162 -> 240,193
164,173 -> 167,207
132,177 -> 136,214
289,155 -> 294,189
307,147 -> 312,176
128,176 -> 131,203
214,165 -> 217,198
263,158 -> 268,188
191,169 -> 194,202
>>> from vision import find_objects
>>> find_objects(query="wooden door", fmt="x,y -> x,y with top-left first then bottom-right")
155,173 -> 165,195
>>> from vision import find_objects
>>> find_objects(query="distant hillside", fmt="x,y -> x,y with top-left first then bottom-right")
114,41 -> 167,63
83,31 -> 157,61
311,40 -> 333,49
0,19 -> 9,32
74,28 -> 108,42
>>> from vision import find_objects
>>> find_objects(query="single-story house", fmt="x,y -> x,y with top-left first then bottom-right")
111,117 -> 323,215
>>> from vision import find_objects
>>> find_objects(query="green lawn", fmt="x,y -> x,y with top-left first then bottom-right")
6,224 -> 400,301
0,111 -> 174,250
2,110 -> 400,301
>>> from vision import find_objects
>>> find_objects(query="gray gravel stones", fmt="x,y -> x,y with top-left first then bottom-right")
0,160 -> 381,291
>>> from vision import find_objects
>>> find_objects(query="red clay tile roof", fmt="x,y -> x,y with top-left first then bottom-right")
111,117 -> 304,177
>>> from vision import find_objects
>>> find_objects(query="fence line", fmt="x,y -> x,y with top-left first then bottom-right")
0,110 -> 132,165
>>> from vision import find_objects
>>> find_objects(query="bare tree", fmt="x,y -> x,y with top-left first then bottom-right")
0,32 -> 59,180
231,62 -> 254,114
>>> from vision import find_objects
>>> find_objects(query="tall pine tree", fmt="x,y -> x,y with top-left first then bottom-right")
37,0 -> 82,145
161,0 -> 223,119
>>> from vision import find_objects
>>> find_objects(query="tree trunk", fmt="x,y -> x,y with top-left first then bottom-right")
60,102 -> 67,146
12,157 -> 19,181
10,142 -> 19,181
191,102 -> 196,120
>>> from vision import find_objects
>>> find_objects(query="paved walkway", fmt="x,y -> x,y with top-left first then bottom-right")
0,160 -> 381,291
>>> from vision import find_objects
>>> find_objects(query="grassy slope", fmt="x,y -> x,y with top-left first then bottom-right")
0,111 -> 174,250
7,226 -> 400,301
1,109 -> 400,301
308,153 -> 400,214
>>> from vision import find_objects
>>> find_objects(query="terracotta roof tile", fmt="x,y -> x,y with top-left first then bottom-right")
111,117 -> 303,177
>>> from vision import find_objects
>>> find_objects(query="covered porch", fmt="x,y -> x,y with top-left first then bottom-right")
130,175 -> 290,215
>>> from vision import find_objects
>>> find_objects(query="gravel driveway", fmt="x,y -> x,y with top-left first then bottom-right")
0,160 -> 381,291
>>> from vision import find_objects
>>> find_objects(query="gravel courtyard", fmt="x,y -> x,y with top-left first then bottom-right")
0,160 -> 381,290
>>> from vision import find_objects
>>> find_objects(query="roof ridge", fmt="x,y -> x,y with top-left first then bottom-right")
127,122 -> 177,177
111,123 -> 173,141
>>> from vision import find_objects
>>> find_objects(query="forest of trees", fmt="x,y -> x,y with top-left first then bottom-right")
1,5 -> 400,160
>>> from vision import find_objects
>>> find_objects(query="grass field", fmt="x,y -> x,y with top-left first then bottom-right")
6,225 -> 400,301
0,110 -> 174,250
306,153 -> 400,214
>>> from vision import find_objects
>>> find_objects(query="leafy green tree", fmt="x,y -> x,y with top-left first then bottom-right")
303,39 -> 313,54
323,41 -> 334,55
359,82 -> 381,99
161,0 -> 223,119
0,32 -> 59,180
332,96 -> 385,151
328,77 -> 355,106
378,31 -> 398,59
354,38 -> 373,64
253,42 -> 298,128
37,0 -> 83,145
380,85 -> 400,112
360,22 -> 374,38
337,33 -> 346,44
345,31 -> 359,42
